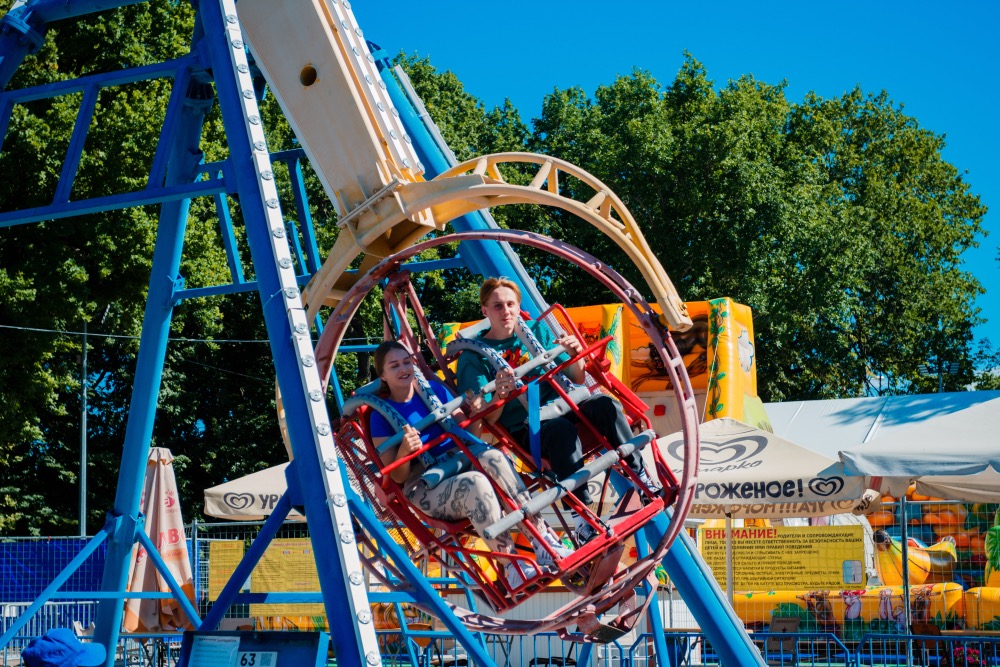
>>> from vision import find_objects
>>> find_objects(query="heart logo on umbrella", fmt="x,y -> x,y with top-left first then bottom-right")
665,435 -> 767,465
224,493 -> 256,510
808,477 -> 845,497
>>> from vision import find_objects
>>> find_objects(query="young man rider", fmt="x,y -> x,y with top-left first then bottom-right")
455,277 -> 660,544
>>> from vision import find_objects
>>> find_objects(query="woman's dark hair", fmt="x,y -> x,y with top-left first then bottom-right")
373,340 -> 410,378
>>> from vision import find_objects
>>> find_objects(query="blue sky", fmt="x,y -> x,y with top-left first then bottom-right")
353,1 -> 999,350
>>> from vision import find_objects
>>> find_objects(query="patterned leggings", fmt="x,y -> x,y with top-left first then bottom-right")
406,448 -> 543,554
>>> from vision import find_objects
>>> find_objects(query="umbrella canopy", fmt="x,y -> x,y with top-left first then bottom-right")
124,447 -> 195,632
203,462 -> 304,521
838,394 -> 1000,500
658,418 -> 871,519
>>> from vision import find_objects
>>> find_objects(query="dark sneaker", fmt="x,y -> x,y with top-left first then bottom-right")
573,520 -> 601,546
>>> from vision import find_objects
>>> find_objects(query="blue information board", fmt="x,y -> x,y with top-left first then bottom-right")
177,631 -> 330,667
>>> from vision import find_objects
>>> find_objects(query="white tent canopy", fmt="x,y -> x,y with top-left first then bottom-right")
837,393 -> 1000,500
766,390 -> 1000,502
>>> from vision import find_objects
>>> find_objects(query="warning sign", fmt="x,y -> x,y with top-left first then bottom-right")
698,525 -> 865,590
208,541 -> 244,602
251,539 -> 324,617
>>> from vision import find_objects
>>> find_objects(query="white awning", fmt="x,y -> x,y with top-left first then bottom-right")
765,390 -> 1000,501
204,462 -> 304,521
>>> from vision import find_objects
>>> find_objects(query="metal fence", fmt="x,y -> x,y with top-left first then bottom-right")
1,499 -> 998,666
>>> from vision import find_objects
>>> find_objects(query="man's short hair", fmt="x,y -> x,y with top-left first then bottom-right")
479,277 -> 521,307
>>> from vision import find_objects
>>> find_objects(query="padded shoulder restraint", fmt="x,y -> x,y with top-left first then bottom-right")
447,336 -> 529,413
344,370 -> 482,466
412,368 -> 490,452
449,318 -> 591,423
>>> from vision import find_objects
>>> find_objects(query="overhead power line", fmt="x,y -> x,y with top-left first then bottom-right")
0,323 -> 379,344
0,322 -> 268,343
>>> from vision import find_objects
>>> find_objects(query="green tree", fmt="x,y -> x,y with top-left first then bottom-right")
1,7 -> 992,538
777,87 -> 986,398
0,2 -> 206,534
0,3 -> 309,534
520,56 -> 987,401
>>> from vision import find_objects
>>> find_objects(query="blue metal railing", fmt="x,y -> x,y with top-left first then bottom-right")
858,631 -> 1000,667
5,618 -> 999,667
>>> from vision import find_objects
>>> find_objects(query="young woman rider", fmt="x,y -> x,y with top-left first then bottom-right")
368,340 -> 571,586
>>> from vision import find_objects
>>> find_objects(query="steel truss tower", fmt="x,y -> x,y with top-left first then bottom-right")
0,2 -> 762,665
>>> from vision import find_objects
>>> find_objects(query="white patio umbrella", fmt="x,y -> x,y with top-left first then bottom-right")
657,418 -> 872,519
656,418 -> 875,604
203,462 -> 305,521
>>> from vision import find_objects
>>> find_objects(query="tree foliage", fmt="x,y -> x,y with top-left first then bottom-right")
0,2 -> 205,534
0,2 -> 296,534
0,7 -> 991,536
409,55 -> 988,402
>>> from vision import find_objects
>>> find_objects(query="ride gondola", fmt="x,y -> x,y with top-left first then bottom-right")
314,229 -> 698,640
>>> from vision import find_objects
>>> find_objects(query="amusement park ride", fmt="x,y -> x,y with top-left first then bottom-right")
0,1 -> 764,665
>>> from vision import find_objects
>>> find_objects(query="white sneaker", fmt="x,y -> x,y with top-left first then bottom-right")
532,531 -> 573,570
504,560 -> 538,589
638,467 -> 663,494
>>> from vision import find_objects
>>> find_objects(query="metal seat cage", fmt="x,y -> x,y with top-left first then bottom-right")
334,418 -> 524,611
338,319 -> 672,611
356,233 -> 680,508
448,304 -> 672,494
338,401 -> 585,611
318,229 -> 696,617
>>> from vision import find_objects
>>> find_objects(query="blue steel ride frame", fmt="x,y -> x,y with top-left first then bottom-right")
0,1 -> 494,666
201,6 -> 495,664
0,0 -> 763,665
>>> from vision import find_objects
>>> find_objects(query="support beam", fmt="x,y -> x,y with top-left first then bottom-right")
605,472 -> 764,667
92,61 -> 211,665
202,0 -> 383,663
0,0 -> 149,87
